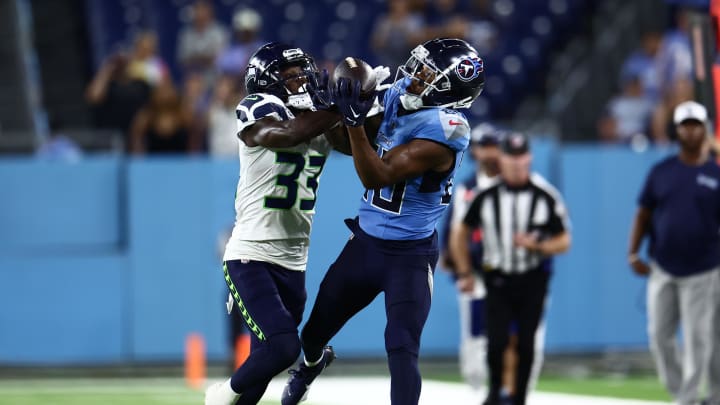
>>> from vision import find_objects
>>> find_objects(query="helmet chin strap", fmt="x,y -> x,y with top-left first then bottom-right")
286,92 -> 314,110
285,83 -> 314,110
399,93 -> 423,110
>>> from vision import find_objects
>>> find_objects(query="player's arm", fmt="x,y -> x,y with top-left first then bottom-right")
516,192 -> 572,255
241,109 -> 340,148
451,195 -> 483,292
334,78 -> 456,187
628,206 -> 652,275
451,223 -> 475,293
324,113 -> 383,156
526,231 -> 571,255
347,127 -> 453,188
450,224 -> 473,276
628,171 -> 656,276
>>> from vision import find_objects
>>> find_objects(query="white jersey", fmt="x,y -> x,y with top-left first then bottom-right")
223,93 -> 332,271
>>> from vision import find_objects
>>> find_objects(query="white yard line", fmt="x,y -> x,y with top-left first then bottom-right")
0,377 -> 672,405
262,377 -> 673,405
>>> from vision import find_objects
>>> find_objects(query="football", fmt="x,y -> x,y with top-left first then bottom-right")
332,57 -> 376,101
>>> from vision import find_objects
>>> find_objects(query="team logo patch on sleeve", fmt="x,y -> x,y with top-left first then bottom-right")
456,58 -> 483,82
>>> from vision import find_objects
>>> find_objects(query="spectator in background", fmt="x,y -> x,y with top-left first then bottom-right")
423,0 -> 469,40
656,9 -> 693,95
650,8 -> 694,143
177,0 -> 228,82
125,31 -> 169,87
621,31 -> 662,103
207,75 -> 243,157
465,0 -> 499,55
85,38 -> 156,148
216,8 -> 264,82
35,116 -> 82,162
628,101 -> 720,405
651,79 -> 694,144
597,68 -> 654,144
421,0 -> 497,56
181,72 -> 211,152
371,0 -> 425,70
130,80 -> 194,154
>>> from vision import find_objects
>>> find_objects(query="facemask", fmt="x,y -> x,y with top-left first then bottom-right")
400,93 -> 423,110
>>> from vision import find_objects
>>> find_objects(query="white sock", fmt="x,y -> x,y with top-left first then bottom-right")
304,352 -> 324,367
221,378 -> 240,399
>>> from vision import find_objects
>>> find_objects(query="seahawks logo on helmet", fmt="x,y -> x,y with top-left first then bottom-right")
455,58 -> 483,82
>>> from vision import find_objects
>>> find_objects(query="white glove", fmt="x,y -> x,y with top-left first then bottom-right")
373,65 -> 392,91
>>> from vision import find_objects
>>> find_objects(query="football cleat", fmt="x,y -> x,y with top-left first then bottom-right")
281,346 -> 336,405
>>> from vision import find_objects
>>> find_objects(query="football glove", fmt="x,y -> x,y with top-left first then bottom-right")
372,65 -> 392,91
332,77 -> 377,127
307,69 -> 334,110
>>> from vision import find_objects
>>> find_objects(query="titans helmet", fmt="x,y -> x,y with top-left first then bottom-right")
245,42 -> 319,110
396,38 -> 485,109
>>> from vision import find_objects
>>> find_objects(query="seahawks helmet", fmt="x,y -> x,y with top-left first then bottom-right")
396,38 -> 485,109
245,42 -> 319,110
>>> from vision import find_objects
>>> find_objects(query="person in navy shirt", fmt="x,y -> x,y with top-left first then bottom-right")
628,100 -> 720,405
281,38 -> 485,405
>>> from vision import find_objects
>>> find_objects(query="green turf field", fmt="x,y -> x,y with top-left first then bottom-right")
0,374 -> 671,405
425,372 -> 671,402
537,375 -> 671,402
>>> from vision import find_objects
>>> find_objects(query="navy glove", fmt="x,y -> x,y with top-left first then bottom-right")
332,77 -> 376,127
307,69 -> 334,110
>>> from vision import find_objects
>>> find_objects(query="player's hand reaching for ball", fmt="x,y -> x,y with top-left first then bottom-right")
308,69 -> 334,110
332,77 -> 376,127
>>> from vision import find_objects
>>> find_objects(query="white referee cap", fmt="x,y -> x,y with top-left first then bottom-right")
673,101 -> 707,125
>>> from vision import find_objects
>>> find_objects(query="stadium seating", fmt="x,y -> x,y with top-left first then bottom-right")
85,0 -> 594,120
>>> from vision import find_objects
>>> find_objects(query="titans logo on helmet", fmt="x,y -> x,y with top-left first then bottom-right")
455,58 -> 483,82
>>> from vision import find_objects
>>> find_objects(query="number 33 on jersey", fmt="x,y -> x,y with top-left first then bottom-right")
231,93 -> 332,241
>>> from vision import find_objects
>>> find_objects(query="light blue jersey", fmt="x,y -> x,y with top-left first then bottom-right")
358,78 -> 471,240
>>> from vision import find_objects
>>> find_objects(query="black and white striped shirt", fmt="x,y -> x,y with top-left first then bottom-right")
462,173 -> 570,274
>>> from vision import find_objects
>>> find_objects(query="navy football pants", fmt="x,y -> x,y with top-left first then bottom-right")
300,228 -> 438,405
223,260 -> 306,404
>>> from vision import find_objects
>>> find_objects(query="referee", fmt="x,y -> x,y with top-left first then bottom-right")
451,132 -> 571,405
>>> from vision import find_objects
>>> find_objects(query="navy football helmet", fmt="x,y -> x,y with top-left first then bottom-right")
396,38 -> 485,109
245,42 -> 319,110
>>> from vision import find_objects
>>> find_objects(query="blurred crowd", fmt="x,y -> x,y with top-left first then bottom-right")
84,1 -> 263,157
597,8 -> 695,146
77,0 -> 500,157
78,0 -> 697,155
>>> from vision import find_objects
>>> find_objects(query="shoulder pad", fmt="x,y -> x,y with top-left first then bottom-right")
236,93 -> 293,126
438,109 -> 470,142
408,108 -> 470,152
